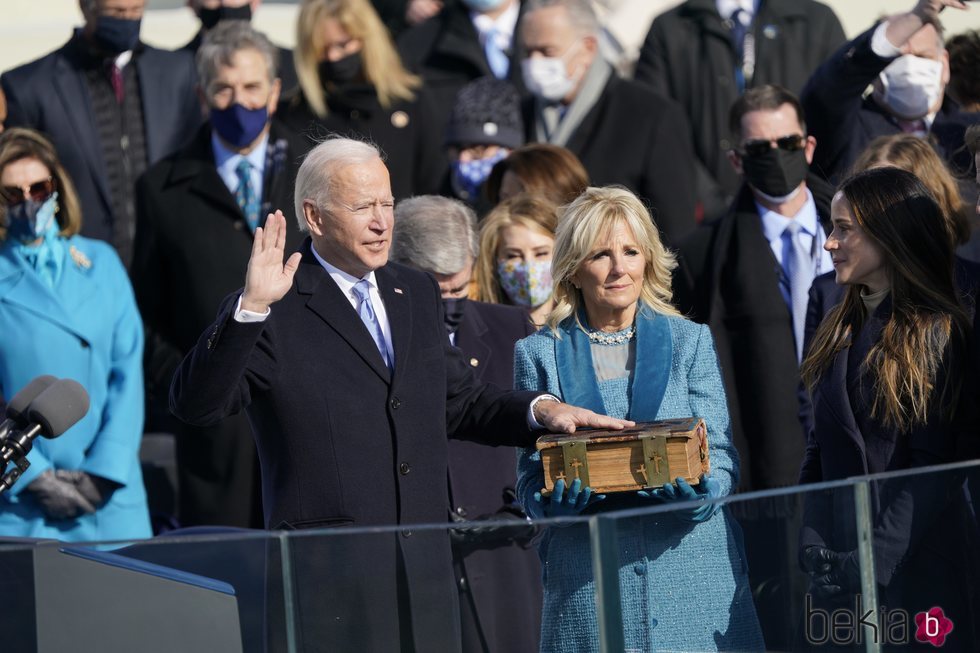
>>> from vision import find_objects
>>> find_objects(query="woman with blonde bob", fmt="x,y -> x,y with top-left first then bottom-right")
474,193 -> 558,328
514,186 -> 764,652
276,0 -> 445,199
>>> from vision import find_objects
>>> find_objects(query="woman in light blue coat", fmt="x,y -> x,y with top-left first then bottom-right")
0,128 -> 150,542
515,187 -> 764,652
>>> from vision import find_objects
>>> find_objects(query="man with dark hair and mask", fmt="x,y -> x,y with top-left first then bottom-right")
182,0 -> 298,92
675,84 -> 832,491
0,0 -> 201,269
802,0 -> 971,183
672,83 -> 832,647
131,21 -> 308,528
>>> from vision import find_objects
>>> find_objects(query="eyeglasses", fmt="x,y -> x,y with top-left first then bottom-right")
0,177 -> 55,205
738,135 -> 806,158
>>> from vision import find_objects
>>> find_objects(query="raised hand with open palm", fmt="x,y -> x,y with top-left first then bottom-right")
240,210 -> 303,313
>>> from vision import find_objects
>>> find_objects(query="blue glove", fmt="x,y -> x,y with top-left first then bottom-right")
529,478 -> 605,519
638,474 -> 722,523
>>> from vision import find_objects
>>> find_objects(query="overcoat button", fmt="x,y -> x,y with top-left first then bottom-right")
390,397 -> 402,409
400,462 -> 411,475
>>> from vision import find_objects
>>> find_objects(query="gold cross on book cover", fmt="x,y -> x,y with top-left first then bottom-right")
535,418 -> 710,495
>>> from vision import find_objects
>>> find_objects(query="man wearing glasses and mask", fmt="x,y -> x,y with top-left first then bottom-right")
672,83 -> 833,648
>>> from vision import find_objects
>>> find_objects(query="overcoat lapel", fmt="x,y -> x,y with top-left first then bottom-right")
297,244 -> 391,383
376,265 -> 412,386
554,306 -> 673,420
813,336 -> 866,461
53,53 -> 111,214
0,246 -> 95,345
171,128 -> 244,220
454,302 -> 491,371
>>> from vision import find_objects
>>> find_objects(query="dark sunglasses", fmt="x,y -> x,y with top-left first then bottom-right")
0,177 -> 55,205
738,135 -> 806,158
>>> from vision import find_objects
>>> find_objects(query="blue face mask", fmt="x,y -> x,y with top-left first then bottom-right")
451,149 -> 508,203
6,192 -> 60,243
210,103 -> 269,149
94,16 -> 141,54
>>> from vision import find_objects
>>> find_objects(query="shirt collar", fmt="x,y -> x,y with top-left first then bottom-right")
211,130 -> 269,176
716,0 -> 756,22
310,243 -> 379,298
757,188 -> 820,242
471,0 -> 520,47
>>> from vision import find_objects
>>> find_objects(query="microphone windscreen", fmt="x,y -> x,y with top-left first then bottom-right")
5,375 -> 57,422
27,379 -> 91,438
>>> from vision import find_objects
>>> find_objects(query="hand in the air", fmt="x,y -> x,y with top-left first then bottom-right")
241,211 -> 302,313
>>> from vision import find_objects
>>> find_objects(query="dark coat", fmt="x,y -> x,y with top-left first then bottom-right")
635,0 -> 845,219
523,75 -> 697,247
397,1 -> 527,140
132,122 -> 307,528
674,174 -> 834,490
169,247 -> 540,652
799,297 -> 980,648
276,84 -> 446,201
0,35 -> 201,253
802,25 -> 972,183
450,300 -> 541,653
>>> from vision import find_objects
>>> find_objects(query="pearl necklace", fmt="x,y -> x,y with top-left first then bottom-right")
586,326 -> 636,346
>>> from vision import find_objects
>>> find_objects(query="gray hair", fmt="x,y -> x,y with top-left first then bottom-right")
524,0 -> 599,37
196,21 -> 279,94
294,137 -> 382,233
390,196 -> 478,275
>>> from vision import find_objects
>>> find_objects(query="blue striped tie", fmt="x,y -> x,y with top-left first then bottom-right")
352,279 -> 393,370
235,159 -> 260,232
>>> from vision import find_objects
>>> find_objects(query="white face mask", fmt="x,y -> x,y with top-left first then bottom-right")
876,54 -> 944,120
521,41 -> 582,102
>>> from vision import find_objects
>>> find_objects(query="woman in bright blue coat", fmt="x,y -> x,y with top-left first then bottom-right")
515,187 -> 764,652
0,128 -> 150,542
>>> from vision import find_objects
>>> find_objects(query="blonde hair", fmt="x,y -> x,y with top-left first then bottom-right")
547,186 -> 680,334
294,0 -> 420,118
851,134 -> 970,247
0,128 -> 83,241
475,194 -> 558,304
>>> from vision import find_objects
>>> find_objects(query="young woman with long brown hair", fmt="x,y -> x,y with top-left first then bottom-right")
798,166 -> 978,644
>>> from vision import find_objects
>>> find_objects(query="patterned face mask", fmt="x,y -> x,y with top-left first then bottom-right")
451,149 -> 508,203
496,259 -> 553,308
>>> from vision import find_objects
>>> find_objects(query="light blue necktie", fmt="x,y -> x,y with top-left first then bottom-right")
784,221 -> 812,363
235,159 -> 260,232
352,279 -> 393,370
729,8 -> 750,93
484,27 -> 510,79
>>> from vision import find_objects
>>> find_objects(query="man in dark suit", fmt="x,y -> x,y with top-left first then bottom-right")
169,136 -> 627,651
397,0 -> 526,139
390,195 -> 541,653
673,84 -> 832,648
518,0 -> 696,246
0,0 -> 202,268
132,22 -> 306,529
181,0 -> 299,93
634,0 -> 845,222
802,0 -> 971,183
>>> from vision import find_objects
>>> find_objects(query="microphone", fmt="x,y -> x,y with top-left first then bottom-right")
0,379 -> 91,466
0,375 -> 57,445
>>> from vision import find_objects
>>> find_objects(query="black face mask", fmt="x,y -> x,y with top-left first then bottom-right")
94,16 -> 141,54
197,5 -> 252,30
741,147 -> 808,201
442,297 -> 468,335
318,52 -> 363,85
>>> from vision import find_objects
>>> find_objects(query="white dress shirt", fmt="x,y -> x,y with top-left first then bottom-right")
757,189 -> 832,274
471,0 -> 520,55
716,0 -> 756,23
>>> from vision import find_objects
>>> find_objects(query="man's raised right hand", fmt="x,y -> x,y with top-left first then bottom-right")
241,210 -> 303,313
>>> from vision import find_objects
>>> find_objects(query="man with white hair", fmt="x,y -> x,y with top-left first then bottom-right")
802,0 -> 971,182
519,0 -> 697,245
170,137 -> 629,651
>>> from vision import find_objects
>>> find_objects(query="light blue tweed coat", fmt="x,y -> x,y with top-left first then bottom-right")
515,306 -> 765,652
